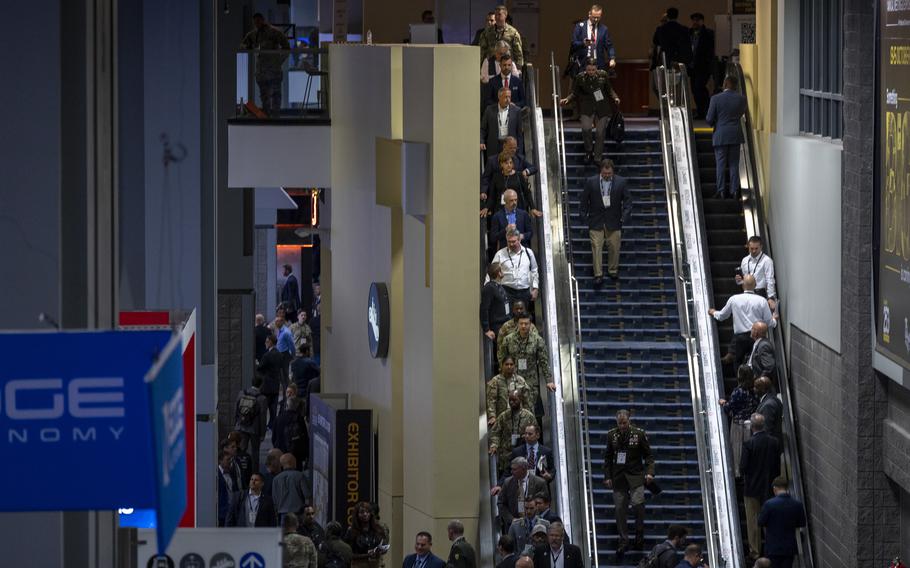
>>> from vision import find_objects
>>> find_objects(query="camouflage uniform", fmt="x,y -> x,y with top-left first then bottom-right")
478,24 -> 524,67
497,331 -> 552,412
290,321 -> 312,352
496,317 -> 539,353
489,407 -> 539,467
486,373 -> 532,423
284,533 -> 318,568
240,23 -> 290,116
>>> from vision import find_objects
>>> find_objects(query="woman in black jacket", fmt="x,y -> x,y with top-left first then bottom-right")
484,154 -> 539,217
480,262 -> 511,343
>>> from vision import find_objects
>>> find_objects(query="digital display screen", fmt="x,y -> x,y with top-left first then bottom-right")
877,0 -> 910,369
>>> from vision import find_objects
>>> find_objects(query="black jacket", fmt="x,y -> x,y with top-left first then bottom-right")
757,393 -> 783,441
487,171 -> 535,215
489,73 -> 526,107
226,492 -> 278,527
750,338 -> 777,381
689,27 -> 715,75
254,324 -> 270,360
257,347 -> 285,395
740,430 -> 780,501
652,20 -> 692,66
579,174 -> 632,231
480,281 -> 511,333
481,152 -> 537,196
532,543 -> 584,568
481,102 -> 523,158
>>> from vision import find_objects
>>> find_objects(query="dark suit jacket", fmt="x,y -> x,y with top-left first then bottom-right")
403,552 -> 446,568
579,174 -> 632,231
496,553 -> 518,568
757,393 -> 783,441
498,474 -> 549,526
532,543 -> 584,568
217,468 -> 240,526
570,21 -> 615,69
750,338 -> 777,381
489,73 -> 526,108
758,493 -> 806,556
481,152 -> 538,196
689,27 -> 715,75
490,208 -> 533,250
487,171 -> 535,216
480,281 -> 511,334
652,20 -> 692,66
257,347 -> 284,395
281,274 -> 300,311
706,89 -> 747,146
740,430 -> 780,501
481,103 -> 523,158
509,443 -> 555,480
254,324 -> 269,360
225,492 -> 278,527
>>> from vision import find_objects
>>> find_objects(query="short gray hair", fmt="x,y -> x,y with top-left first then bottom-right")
447,519 -> 465,535
511,456 -> 529,469
506,227 -> 522,240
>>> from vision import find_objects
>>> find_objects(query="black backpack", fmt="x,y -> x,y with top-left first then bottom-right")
236,392 -> 260,427
637,542 -> 676,568
320,541 -> 347,568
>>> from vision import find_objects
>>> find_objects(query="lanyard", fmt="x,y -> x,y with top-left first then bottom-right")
600,178 -> 612,196
746,253 -> 764,274
551,548 -> 563,565
507,247 -> 524,270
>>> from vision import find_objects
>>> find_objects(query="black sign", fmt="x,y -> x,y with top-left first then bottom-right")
367,283 -> 390,358
732,0 -> 756,15
877,0 -> 910,369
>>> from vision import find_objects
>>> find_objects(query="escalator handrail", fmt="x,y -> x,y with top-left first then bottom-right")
727,61 -> 816,568
656,62 -> 745,568
548,51 -> 598,565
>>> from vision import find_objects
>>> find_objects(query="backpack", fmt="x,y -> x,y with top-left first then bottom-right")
236,392 -> 260,427
608,111 -> 625,144
637,542 -> 676,568
320,541 -> 346,568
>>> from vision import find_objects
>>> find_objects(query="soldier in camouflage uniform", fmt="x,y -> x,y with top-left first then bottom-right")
240,13 -> 291,117
446,520 -> 477,568
560,58 -> 621,164
283,512 -> 319,568
603,409 -> 655,556
496,300 -> 539,353
486,356 -> 532,425
498,315 -> 554,417
478,5 -> 524,67
489,392 -> 539,474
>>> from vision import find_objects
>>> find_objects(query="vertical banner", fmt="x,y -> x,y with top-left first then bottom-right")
146,334 -> 187,554
310,395 -> 337,528
878,0 -> 910,370
334,410 -> 372,526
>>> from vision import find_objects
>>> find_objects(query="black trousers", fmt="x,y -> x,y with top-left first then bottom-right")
768,556 -> 794,568
503,285 -> 534,317
755,288 -> 768,299
730,331 -> 755,368
264,393 -> 279,430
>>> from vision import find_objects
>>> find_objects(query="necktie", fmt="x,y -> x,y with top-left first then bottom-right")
528,445 -> 536,468
505,76 -> 509,89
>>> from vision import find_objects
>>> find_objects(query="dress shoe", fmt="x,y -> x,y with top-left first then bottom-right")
633,532 -> 645,550
593,276 -> 603,287
608,272 -> 619,280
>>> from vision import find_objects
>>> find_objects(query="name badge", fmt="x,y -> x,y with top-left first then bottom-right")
511,434 -> 520,447
616,451 -> 627,465
602,194 -> 611,208
517,358 -> 528,371
505,303 -> 511,315
517,501 -> 525,514
593,89 -> 604,102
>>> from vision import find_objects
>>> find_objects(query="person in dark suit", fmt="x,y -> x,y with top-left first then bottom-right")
280,264 -> 301,323
754,377 -> 783,442
758,477 -> 806,568
706,74 -> 747,198
560,59 -> 620,165
497,457 -> 549,531
482,262 -> 513,347
570,5 -> 616,71
481,88 -> 523,161
749,322 -> 777,381
481,136 -> 538,202
490,189 -> 534,252
688,13 -> 715,119
257,334 -> 284,429
226,472 -> 278,527
496,535 -> 518,568
484,156 -> 538,221
673,543 -> 708,568
652,7 -> 692,67
579,159 -> 633,285
254,313 -> 269,361
532,522 -> 584,568
488,54 -> 526,107
217,449 -> 240,526
740,413 -> 781,561
534,494 -> 561,524
509,424 -> 555,483
402,531 -> 446,568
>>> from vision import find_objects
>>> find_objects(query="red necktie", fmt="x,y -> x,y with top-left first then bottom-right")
505,76 -> 509,89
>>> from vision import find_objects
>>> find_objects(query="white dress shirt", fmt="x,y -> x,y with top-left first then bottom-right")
246,490 -> 261,525
497,105 -> 510,139
480,59 -> 521,83
740,252 -> 777,299
550,546 -> 565,568
493,245 -> 539,290
713,290 -> 776,334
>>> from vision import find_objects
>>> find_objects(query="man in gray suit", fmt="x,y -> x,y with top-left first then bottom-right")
481,87 -> 523,160
497,456 -> 549,532
749,322 -> 776,381
706,75 -> 747,198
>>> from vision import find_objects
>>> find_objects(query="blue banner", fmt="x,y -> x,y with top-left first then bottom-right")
0,330 -> 171,511
146,334 -> 187,554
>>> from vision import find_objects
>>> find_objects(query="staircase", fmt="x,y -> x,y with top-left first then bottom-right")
562,122 -> 705,567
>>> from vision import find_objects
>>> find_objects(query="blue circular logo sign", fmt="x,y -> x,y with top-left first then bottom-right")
368,282 -> 389,358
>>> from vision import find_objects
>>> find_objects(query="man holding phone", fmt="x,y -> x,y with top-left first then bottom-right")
674,543 -> 708,567
570,4 -> 617,71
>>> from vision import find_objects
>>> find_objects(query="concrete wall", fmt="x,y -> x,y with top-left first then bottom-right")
323,43 -> 479,565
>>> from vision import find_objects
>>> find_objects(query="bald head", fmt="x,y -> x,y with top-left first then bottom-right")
280,453 -> 297,470
754,376 -> 773,395
750,413 -> 765,431
742,274 -> 757,291
751,321 -> 768,340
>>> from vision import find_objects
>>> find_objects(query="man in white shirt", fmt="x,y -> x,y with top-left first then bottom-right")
492,227 -> 539,309
709,275 -> 778,368
736,236 -> 777,310
532,521 -> 583,568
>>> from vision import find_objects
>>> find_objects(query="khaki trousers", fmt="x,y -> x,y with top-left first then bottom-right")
580,114 -> 609,159
589,228 -> 622,278
745,496 -> 762,557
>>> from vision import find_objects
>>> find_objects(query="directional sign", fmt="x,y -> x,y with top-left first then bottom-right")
240,552 -> 265,568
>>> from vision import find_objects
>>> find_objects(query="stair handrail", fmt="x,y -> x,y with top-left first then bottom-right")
728,61 -> 816,568
655,62 -> 745,568
548,51 -> 598,566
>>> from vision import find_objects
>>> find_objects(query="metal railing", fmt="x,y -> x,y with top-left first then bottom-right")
655,63 -> 745,568
235,47 -> 329,120
729,61 -> 816,568
548,51 -> 597,565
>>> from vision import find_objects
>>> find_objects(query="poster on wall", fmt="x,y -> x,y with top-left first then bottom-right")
876,0 -> 910,370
